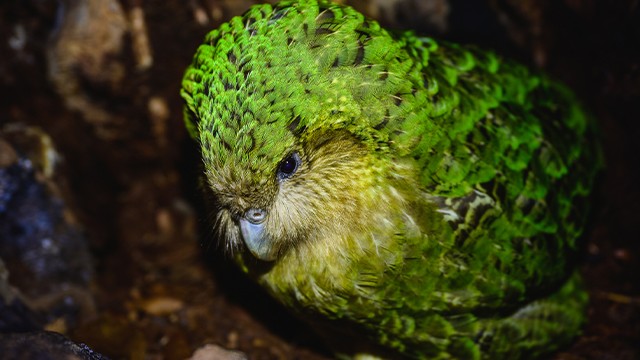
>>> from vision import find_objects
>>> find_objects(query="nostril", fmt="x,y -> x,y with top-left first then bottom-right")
245,208 -> 267,224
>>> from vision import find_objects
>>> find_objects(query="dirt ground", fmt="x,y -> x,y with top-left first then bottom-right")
1,0 -> 639,359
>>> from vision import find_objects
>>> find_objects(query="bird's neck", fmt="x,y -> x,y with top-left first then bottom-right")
258,162 -> 424,316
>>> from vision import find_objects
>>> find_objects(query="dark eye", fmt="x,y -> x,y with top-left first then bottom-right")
277,152 -> 300,180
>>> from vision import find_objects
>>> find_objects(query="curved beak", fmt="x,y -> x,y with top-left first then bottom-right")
239,218 -> 275,261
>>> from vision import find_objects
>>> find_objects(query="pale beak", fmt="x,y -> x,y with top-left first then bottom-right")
239,208 -> 275,261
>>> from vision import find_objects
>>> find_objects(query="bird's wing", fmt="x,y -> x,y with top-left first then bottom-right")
390,37 -> 600,311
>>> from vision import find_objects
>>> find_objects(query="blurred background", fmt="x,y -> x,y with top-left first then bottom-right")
1,0 -> 639,359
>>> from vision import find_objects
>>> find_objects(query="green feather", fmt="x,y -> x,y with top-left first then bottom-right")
181,0 -> 601,358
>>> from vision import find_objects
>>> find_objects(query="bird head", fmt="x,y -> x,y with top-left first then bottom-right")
181,0 -> 424,261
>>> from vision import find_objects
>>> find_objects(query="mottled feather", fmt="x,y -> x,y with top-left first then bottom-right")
181,1 -> 601,359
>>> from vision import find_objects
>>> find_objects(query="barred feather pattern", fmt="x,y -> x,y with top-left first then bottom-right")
181,1 -> 601,359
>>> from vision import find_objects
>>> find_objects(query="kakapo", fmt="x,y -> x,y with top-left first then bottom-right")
181,1 -> 600,358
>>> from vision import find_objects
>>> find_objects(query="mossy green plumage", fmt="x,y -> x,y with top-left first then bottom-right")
181,1 -> 601,358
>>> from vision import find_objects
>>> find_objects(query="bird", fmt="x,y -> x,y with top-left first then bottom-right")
180,0 -> 601,358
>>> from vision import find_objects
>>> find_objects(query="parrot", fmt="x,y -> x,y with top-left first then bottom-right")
180,0 -> 601,358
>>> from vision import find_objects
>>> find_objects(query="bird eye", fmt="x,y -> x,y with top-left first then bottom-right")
277,152 -> 300,180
